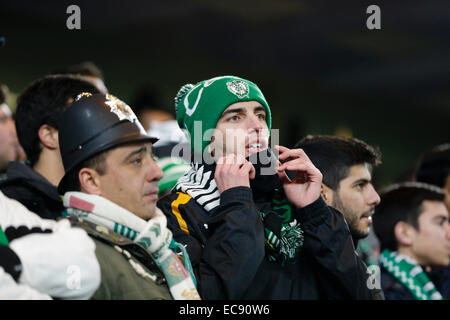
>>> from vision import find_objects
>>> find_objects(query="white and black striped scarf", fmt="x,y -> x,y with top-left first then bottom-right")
174,161 -> 304,265
175,163 -> 221,213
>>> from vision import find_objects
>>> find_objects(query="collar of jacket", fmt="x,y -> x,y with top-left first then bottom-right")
191,153 -> 283,194
2,161 -> 61,202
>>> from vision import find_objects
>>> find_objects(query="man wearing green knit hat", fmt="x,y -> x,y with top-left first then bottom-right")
158,75 -> 374,299
174,75 -> 272,159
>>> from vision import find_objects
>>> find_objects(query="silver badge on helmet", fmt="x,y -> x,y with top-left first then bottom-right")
105,94 -> 147,134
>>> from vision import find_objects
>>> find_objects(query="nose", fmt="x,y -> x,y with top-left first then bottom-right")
247,113 -> 263,133
146,155 -> 164,182
445,221 -> 450,241
367,184 -> 381,207
7,119 -> 18,139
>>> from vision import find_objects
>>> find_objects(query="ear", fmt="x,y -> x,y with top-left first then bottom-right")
78,168 -> 102,195
321,183 -> 334,206
394,221 -> 416,247
38,124 -> 59,150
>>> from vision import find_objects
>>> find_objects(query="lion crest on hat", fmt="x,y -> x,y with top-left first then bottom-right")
226,80 -> 250,99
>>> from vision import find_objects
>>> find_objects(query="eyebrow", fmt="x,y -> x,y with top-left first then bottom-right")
219,105 -> 266,119
432,214 -> 449,222
352,178 -> 371,186
124,145 -> 148,162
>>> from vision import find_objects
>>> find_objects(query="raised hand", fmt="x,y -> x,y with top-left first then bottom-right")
215,154 -> 256,194
275,145 -> 323,208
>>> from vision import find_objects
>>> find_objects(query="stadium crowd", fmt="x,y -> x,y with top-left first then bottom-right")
0,62 -> 449,300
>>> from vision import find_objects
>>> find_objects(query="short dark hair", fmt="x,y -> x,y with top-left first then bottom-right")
415,144 -> 450,188
294,135 -> 382,190
15,74 -> 101,166
130,85 -> 173,118
373,182 -> 445,251
63,150 -> 109,192
50,61 -> 104,80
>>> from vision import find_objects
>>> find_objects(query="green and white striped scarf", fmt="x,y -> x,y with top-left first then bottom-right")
62,192 -> 200,300
380,249 -> 443,300
261,193 -> 304,265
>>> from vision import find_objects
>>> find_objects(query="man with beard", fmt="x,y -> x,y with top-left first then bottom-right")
158,75 -> 375,299
295,135 -> 381,240
295,135 -> 384,299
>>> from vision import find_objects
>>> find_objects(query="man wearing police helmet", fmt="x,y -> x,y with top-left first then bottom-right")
58,93 -> 200,300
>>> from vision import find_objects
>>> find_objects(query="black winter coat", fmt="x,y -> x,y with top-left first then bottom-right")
0,161 -> 63,220
158,176 -> 381,300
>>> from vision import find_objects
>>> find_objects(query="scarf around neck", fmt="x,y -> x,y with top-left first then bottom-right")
380,249 -> 443,300
62,192 -> 200,300
175,161 -> 304,265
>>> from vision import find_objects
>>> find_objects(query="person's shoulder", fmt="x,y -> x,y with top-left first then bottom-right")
157,191 -> 199,216
67,217 -> 173,300
380,265 -> 415,300
158,191 -> 192,205
90,236 -> 172,300
67,216 -> 133,245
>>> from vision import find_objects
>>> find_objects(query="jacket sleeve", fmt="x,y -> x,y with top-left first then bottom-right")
159,187 -> 265,299
294,196 -> 376,300
0,191 -> 55,241
0,192 -> 101,299
0,267 -> 52,300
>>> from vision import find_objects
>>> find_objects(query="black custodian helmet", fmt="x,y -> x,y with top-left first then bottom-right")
58,93 -> 158,194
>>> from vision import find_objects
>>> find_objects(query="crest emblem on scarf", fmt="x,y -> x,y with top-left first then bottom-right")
226,80 -> 250,99
105,94 -> 137,123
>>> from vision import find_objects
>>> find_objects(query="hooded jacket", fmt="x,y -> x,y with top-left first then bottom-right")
158,162 -> 379,299
0,161 -> 63,220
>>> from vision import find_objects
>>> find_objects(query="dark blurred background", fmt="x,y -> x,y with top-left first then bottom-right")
1,0 -> 449,188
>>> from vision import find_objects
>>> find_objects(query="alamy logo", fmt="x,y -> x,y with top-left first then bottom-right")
66,5 -> 81,30
66,265 -> 81,290
366,265 -> 381,290
366,5 -> 381,30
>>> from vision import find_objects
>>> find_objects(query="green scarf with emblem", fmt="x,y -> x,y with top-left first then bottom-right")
260,191 -> 304,266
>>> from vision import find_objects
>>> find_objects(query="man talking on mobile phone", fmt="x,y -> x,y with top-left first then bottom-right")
158,75 -> 374,299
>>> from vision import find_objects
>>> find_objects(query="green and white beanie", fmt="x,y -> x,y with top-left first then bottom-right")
174,76 -> 272,155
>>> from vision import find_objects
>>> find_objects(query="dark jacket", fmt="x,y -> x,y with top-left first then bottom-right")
0,161 -> 63,220
429,266 -> 450,300
381,264 -> 448,300
381,264 -> 416,300
353,238 -> 385,300
158,171 -> 378,300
